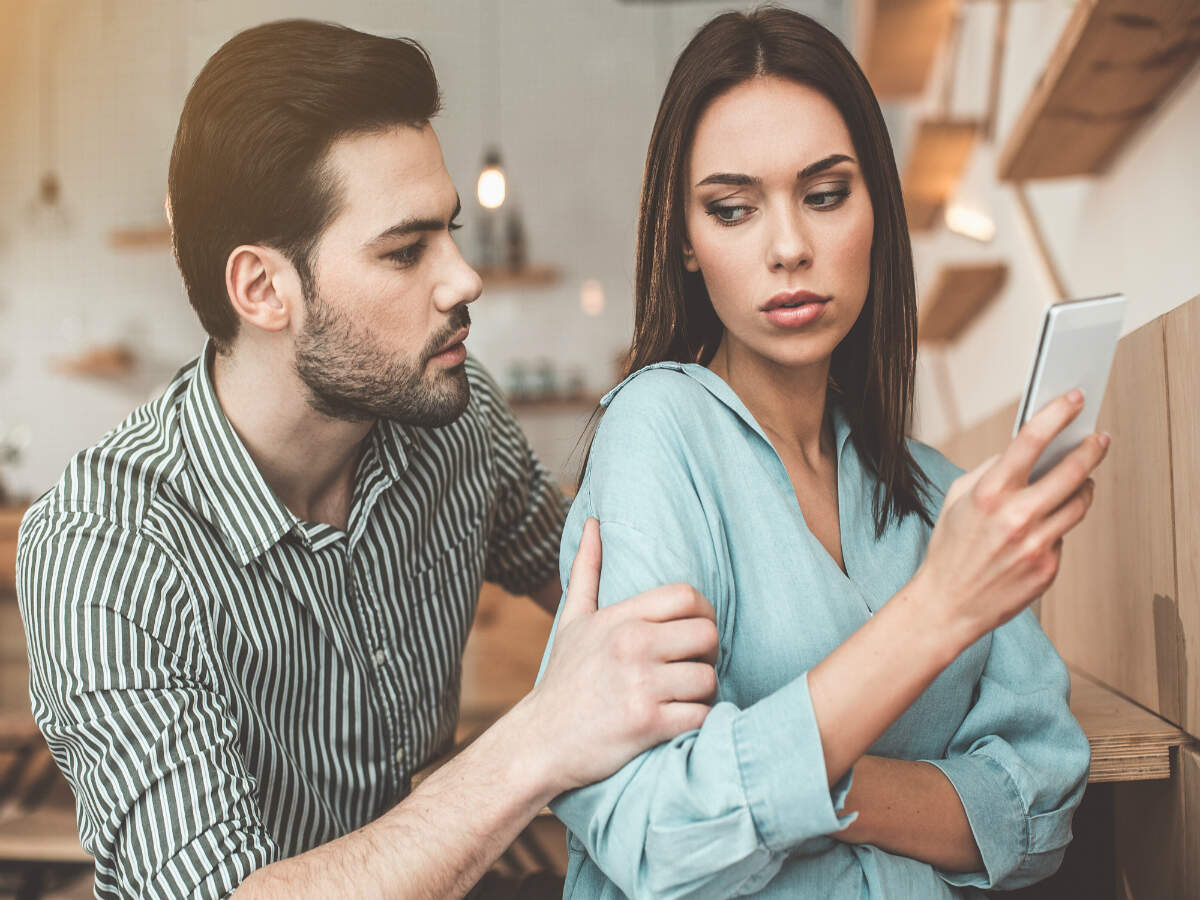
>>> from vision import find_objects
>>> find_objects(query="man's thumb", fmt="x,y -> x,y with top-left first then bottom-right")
560,518 -> 602,627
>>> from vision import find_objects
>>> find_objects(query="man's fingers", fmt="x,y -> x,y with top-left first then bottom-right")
559,518 -> 602,628
989,390 -> 1086,490
619,582 -> 716,625
655,661 -> 718,703
645,617 -> 720,664
653,702 -> 711,741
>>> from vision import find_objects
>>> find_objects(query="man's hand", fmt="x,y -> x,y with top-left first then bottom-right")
523,518 -> 719,794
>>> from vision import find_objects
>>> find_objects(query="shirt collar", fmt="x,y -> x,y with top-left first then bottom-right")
179,342 -> 415,566
601,361 -> 853,460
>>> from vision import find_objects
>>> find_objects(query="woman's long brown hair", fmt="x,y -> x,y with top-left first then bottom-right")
582,5 -> 934,537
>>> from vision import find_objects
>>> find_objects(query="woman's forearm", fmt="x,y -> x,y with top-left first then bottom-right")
808,571 -> 970,787
835,755 -> 983,873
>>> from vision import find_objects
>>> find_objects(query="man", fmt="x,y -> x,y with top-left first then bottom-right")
16,20 -> 718,899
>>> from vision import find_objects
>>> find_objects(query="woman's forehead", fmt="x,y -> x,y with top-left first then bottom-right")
688,77 -> 854,181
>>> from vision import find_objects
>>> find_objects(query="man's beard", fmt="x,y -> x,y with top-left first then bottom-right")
293,289 -> 472,428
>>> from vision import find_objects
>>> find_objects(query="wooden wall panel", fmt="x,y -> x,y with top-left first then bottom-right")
1165,296 -> 1200,738
1115,743 -> 1200,900
1039,317 -> 1179,724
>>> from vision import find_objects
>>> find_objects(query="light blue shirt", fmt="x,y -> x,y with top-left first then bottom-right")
538,363 -> 1090,899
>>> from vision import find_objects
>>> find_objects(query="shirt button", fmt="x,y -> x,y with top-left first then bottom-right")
394,748 -> 405,766
373,648 -> 386,666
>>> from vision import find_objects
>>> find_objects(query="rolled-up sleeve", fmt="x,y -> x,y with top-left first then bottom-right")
922,607 -> 1090,891
17,509 -> 280,899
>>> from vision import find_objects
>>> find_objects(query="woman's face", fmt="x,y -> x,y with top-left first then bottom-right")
683,76 -> 874,374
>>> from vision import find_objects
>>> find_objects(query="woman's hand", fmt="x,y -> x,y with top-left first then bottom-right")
915,388 -> 1109,649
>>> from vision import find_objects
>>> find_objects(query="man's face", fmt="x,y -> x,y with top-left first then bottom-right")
293,123 -> 482,426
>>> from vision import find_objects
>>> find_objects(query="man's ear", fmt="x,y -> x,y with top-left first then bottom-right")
682,234 -> 700,273
225,245 -> 302,334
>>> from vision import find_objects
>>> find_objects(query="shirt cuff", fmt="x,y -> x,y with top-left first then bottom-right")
924,753 -> 1029,888
732,672 -> 856,852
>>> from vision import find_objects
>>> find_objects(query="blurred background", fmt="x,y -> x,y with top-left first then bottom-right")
0,0 -> 1193,501
0,1 -> 1198,897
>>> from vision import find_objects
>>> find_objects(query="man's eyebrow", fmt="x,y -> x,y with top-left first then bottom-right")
369,196 -> 463,244
694,154 -> 857,189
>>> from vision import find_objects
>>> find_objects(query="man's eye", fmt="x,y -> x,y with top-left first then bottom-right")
449,218 -> 463,232
707,205 -> 753,226
807,189 -> 850,210
386,242 -> 425,267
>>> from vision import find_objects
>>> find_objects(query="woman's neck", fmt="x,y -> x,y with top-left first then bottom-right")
707,337 -> 835,471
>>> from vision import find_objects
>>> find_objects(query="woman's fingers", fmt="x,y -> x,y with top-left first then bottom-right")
1023,480 -> 1094,574
980,390 -> 1086,496
1019,432 -> 1109,522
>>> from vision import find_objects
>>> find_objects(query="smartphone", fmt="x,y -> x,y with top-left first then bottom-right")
1014,293 -> 1125,482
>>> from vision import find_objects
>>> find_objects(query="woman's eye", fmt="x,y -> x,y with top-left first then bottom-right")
386,242 -> 426,267
707,204 -> 753,226
807,188 -> 850,210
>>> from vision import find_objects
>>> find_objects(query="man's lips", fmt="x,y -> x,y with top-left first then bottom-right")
431,327 -> 470,359
761,290 -> 829,311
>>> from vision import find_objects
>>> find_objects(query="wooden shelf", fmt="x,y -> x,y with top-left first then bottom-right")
903,119 -> 981,230
507,394 -> 602,413
0,507 -> 23,596
1071,669 -> 1193,783
998,0 -> 1200,181
108,224 -> 171,250
859,0 -> 961,98
53,344 -> 136,378
478,264 -> 560,291
918,262 -> 1007,343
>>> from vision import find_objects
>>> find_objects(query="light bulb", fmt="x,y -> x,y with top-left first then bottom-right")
477,165 -> 506,209
945,204 -> 995,243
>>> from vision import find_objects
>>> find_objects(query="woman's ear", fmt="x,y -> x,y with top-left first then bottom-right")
225,244 -> 301,335
682,234 -> 701,273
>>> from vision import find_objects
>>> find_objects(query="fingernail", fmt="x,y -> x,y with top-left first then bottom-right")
1068,388 -> 1085,405
1098,432 -> 1111,449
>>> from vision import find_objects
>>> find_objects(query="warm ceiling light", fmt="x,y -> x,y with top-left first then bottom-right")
477,149 -> 506,210
945,204 -> 996,242
580,280 -> 605,316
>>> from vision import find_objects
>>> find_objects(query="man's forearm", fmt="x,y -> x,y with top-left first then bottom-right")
834,755 -> 983,873
233,695 -> 557,900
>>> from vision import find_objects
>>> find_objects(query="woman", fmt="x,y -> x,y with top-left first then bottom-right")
538,7 -> 1105,899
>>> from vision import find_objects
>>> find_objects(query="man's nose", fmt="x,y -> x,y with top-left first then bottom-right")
434,240 -> 484,312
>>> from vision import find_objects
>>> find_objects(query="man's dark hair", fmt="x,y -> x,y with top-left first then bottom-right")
168,20 -> 441,353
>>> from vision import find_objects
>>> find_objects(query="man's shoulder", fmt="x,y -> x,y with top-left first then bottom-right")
29,361 -> 197,537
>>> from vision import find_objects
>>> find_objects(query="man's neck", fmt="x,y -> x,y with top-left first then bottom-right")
210,341 -> 373,531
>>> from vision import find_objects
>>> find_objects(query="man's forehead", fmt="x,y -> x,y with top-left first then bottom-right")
324,123 -> 456,226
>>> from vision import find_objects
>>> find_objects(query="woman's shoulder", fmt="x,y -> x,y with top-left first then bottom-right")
600,362 -> 714,417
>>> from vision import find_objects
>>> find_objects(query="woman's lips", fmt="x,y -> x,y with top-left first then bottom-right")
763,298 -> 829,328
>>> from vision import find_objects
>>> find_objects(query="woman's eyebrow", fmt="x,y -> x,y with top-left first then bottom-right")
799,153 -> 856,177
695,154 -> 857,189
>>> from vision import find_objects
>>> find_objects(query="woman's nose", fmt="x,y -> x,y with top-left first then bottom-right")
767,209 -> 812,271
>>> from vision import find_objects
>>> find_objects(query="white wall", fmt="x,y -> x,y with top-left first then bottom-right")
0,0 -> 843,495
901,0 -> 1200,444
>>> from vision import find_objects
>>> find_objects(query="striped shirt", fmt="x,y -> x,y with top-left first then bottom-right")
16,344 -> 567,899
